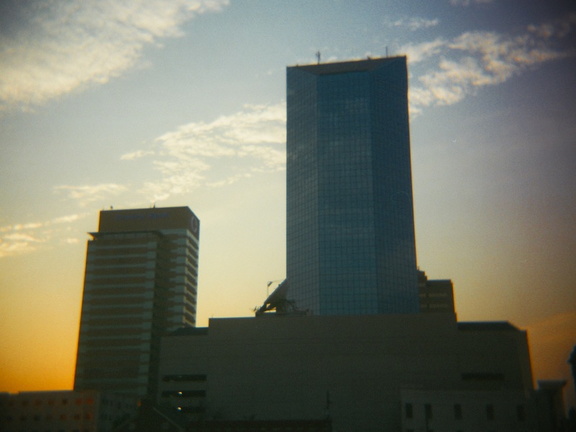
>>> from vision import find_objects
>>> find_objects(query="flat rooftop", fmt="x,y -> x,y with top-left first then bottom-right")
289,56 -> 405,75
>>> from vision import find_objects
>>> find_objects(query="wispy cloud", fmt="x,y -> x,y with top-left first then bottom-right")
139,103 -> 286,201
0,213 -> 88,257
120,150 -> 156,161
403,38 -> 446,63
450,0 -> 494,6
404,14 -> 576,115
0,0 -> 229,112
51,103 -> 287,205
385,17 -> 440,31
54,183 -> 128,206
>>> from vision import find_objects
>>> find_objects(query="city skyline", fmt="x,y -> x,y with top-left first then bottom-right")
1,0 -> 575,407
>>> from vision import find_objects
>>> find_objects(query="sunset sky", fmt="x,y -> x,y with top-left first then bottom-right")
1,0 -> 575,407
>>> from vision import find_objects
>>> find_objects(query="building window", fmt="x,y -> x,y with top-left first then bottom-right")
405,403 -> 413,419
517,404 -> 526,422
161,390 -> 206,398
486,404 -> 495,421
461,372 -> 504,381
180,406 -> 206,414
454,403 -> 462,420
425,404 -> 433,420
162,374 -> 207,382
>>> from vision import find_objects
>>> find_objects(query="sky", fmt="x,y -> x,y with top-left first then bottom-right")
1,0 -> 575,407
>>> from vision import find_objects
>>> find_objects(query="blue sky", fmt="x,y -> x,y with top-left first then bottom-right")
1,0 -> 575,403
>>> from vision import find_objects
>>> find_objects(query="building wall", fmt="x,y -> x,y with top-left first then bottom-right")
401,389 -> 536,432
418,270 -> 456,314
286,57 -> 418,316
74,207 -> 200,398
158,314 -> 533,432
0,390 -> 136,432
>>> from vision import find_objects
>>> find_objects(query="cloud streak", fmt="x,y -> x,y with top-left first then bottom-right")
54,183 -> 129,206
449,0 -> 494,6
404,14 -> 576,115
139,103 -> 286,201
0,213 -> 88,257
0,0 -> 229,112
384,16 -> 440,31
51,103 -> 287,206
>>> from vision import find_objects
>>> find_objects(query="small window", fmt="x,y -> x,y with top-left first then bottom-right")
486,404 -> 495,421
454,403 -> 462,420
180,406 -> 206,414
517,404 -> 526,422
425,404 -> 433,419
405,403 -> 413,419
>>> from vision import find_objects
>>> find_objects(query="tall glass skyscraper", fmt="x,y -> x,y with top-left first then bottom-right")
74,207 -> 200,398
286,56 -> 418,315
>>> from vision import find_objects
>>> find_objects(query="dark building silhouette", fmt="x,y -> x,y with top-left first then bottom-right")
74,207 -> 200,398
158,314 -> 535,432
0,390 -> 134,432
286,56 -> 418,315
570,345 -> 576,401
418,269 -> 456,314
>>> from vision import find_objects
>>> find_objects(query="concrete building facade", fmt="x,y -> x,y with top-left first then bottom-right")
286,56 -> 419,315
157,314 -> 534,431
0,390 -> 135,432
74,207 -> 200,398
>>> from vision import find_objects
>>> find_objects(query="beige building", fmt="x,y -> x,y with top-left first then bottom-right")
75,207 -> 200,398
157,313 -> 534,431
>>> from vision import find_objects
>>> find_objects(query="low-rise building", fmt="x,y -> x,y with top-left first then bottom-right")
0,390 -> 136,432
157,314 -> 534,431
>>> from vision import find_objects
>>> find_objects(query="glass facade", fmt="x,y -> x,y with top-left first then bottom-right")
286,57 -> 418,315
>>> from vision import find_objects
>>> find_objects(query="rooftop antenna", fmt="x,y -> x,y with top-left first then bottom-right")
316,51 -> 321,64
